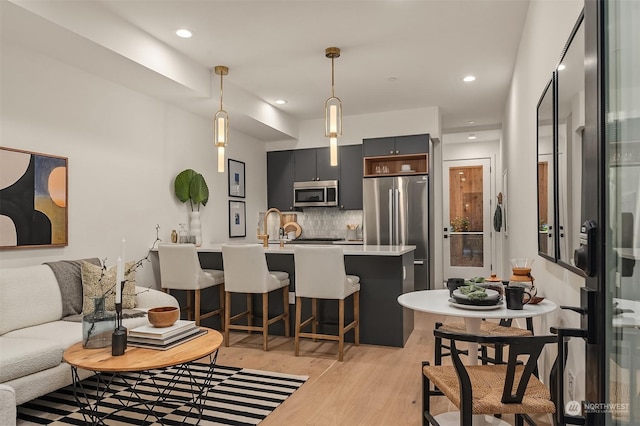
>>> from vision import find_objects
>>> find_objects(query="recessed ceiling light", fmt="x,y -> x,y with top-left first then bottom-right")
468,120 -> 475,124
558,64 -> 566,71
275,99 -> 287,105
175,28 -> 193,38
463,75 -> 476,82
388,76 -> 398,82
468,134 -> 477,140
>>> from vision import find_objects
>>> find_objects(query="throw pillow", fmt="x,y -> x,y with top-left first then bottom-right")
81,260 -> 137,314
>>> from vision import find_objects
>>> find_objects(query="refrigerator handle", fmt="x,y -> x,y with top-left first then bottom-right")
388,188 -> 393,243
394,188 -> 400,245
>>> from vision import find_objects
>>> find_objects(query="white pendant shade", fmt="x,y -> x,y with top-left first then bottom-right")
330,137 -> 338,167
324,47 -> 342,168
217,146 -> 225,173
214,65 -> 229,173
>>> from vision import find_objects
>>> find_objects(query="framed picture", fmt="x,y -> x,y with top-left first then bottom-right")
0,147 -> 68,249
228,200 -> 246,238
228,159 -> 245,198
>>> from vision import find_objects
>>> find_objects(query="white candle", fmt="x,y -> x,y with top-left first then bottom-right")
120,237 -> 126,264
116,256 -> 123,304
329,105 -> 337,133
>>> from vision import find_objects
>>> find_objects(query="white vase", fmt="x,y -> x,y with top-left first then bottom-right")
189,211 -> 202,247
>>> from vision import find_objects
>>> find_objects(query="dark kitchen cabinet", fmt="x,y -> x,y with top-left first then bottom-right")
267,150 -> 295,211
339,144 -> 363,210
294,147 -> 339,182
363,134 -> 429,157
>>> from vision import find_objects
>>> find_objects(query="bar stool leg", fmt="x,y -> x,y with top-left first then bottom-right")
354,291 -> 360,346
194,289 -> 202,326
187,290 -> 194,321
311,298 -> 318,341
283,287 -> 290,338
219,284 -> 225,332
262,293 -> 269,351
338,298 -> 345,362
295,296 -> 302,356
224,292 -> 231,347
246,294 -> 253,334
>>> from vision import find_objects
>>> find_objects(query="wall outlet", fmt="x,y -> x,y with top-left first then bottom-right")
567,371 -> 575,400
288,291 -> 295,305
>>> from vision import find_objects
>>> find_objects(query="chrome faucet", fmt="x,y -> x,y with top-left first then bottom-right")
257,208 -> 283,247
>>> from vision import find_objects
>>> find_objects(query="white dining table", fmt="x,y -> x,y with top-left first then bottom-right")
397,289 -> 558,365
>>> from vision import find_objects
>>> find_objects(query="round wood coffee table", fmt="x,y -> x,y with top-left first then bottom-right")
63,327 -> 223,425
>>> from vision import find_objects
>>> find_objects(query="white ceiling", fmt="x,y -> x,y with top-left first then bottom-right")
4,0 -> 530,142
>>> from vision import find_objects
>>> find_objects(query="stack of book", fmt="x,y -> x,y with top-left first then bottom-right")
128,320 -> 206,350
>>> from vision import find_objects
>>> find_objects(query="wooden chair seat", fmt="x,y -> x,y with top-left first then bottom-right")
423,364 -> 555,415
441,321 -> 533,341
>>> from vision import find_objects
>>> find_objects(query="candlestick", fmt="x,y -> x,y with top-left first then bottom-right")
116,256 -> 123,304
112,302 -> 127,356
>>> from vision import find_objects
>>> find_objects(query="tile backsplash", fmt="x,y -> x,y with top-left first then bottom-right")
260,208 -> 363,240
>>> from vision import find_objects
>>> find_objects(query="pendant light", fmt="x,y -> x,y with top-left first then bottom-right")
324,47 -> 342,167
214,65 -> 229,173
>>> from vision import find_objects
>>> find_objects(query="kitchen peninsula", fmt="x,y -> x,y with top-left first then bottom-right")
164,244 -> 416,347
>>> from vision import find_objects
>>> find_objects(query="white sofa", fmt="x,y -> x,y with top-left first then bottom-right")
0,263 -> 179,424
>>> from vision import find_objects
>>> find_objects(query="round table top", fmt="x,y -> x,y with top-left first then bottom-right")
63,327 -> 223,372
397,289 -> 557,320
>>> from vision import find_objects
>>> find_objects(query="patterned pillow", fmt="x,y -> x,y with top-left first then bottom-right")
81,260 -> 137,314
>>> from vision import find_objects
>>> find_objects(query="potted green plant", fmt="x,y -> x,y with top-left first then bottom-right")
451,216 -> 470,232
174,169 -> 209,246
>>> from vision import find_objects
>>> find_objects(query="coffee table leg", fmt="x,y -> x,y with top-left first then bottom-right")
70,367 -> 118,425
69,349 -> 220,425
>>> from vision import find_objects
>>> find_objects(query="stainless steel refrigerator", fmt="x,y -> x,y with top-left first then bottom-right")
363,175 -> 430,290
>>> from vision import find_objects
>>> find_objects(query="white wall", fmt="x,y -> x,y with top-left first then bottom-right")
502,0 -> 585,399
0,41 -> 267,288
266,106 -> 441,151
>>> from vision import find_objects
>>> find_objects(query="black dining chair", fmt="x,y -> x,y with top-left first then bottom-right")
422,328 -> 557,426
435,318 -> 534,366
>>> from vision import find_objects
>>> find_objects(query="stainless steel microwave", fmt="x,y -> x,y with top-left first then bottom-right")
293,180 -> 339,207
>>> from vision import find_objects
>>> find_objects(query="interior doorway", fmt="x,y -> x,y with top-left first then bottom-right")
442,158 -> 492,279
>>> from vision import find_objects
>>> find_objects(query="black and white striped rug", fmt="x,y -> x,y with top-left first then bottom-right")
17,364 -> 308,425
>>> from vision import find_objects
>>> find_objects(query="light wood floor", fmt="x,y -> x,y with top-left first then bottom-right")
214,311 -> 553,426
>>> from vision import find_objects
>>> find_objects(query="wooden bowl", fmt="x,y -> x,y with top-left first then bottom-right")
148,306 -> 179,327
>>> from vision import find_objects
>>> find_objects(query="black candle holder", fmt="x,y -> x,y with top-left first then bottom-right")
112,281 -> 128,356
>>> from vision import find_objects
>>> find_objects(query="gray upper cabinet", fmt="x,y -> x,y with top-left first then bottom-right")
267,150 -> 295,211
267,145 -> 363,211
339,144 -> 363,210
363,134 -> 429,157
294,147 -> 340,181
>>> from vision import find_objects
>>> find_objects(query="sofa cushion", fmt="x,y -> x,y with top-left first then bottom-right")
0,265 -> 63,335
44,258 -> 101,317
81,261 -> 136,314
0,337 -> 63,382
2,321 -> 83,350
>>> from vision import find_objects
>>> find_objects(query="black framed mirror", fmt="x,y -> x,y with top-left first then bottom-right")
537,78 -> 556,261
556,12 -> 585,274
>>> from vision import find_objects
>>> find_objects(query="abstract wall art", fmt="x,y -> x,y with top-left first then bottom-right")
0,147 -> 68,249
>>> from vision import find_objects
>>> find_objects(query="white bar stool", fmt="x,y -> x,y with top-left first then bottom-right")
158,243 -> 224,327
221,244 -> 290,351
293,245 -> 360,361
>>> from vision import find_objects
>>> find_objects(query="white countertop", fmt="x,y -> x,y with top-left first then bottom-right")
194,243 -> 416,256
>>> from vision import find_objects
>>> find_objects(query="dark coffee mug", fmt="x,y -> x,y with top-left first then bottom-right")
506,286 -> 525,310
447,278 -> 465,297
